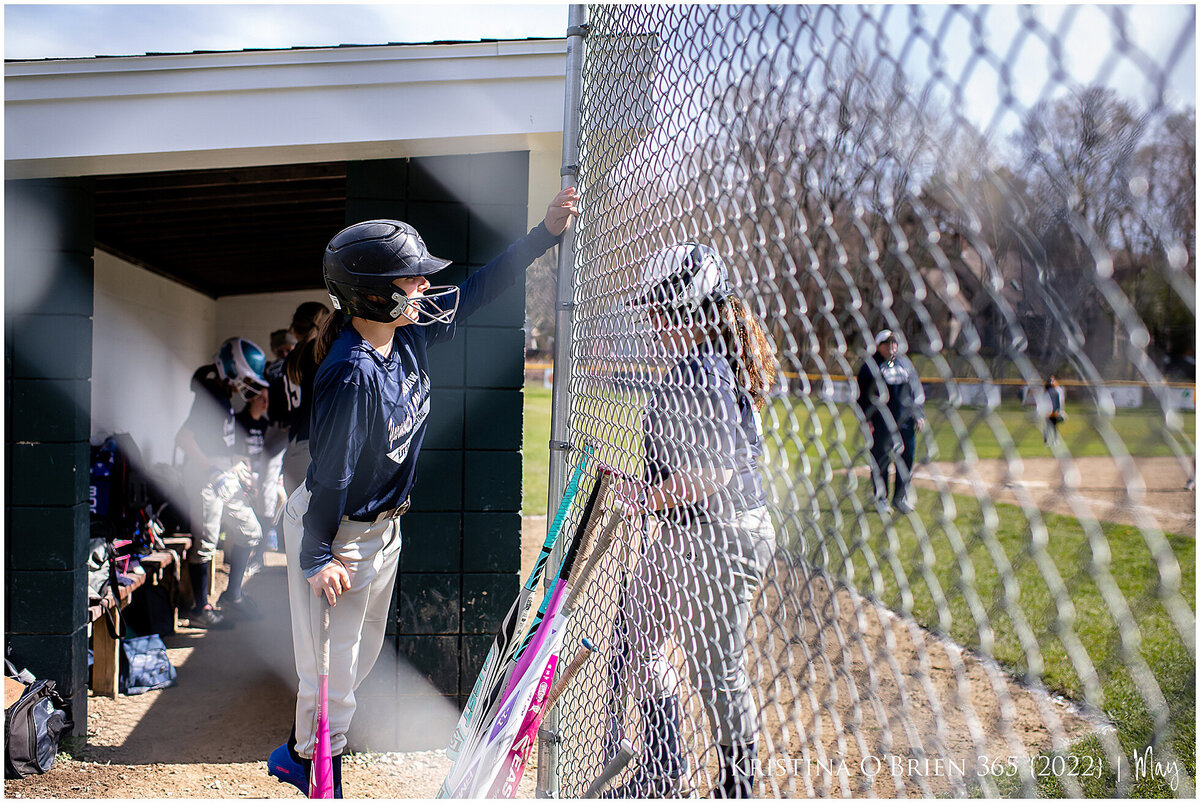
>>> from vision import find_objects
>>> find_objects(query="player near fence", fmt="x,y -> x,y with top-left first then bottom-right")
856,329 -> 926,514
608,243 -> 778,798
267,187 -> 578,798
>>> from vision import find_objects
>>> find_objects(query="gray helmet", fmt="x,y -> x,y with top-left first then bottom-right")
322,219 -> 458,325
628,243 -> 731,310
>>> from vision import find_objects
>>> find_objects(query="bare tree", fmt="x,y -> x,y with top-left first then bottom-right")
1010,86 -> 1153,375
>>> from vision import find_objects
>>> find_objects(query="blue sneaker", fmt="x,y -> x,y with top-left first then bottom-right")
268,741 -> 310,796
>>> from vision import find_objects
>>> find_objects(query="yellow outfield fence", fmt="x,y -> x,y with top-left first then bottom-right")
525,362 -> 1196,391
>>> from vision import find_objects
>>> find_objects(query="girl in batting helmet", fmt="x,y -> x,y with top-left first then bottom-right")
176,336 -> 269,630
605,242 -> 778,798
268,186 -> 578,797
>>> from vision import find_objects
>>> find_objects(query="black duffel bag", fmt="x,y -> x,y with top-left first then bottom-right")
4,660 -> 73,779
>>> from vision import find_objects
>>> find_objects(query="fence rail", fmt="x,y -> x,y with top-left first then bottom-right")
542,4 -> 1195,798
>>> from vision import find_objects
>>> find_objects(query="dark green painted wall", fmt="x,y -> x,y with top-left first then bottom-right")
5,177 -> 96,731
345,153 -> 529,751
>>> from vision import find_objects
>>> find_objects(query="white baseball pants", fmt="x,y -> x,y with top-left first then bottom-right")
184,457 -> 262,564
281,438 -> 312,497
619,507 -> 776,746
282,483 -> 402,758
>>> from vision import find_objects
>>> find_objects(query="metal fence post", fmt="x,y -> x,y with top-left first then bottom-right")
537,4 -> 588,798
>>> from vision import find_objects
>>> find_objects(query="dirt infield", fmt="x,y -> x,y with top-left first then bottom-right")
520,513 -> 1102,799
909,456 -> 1195,536
743,570 -> 1098,798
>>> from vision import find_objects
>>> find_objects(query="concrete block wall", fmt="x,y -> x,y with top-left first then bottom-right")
344,153 -> 530,751
5,177 -> 95,730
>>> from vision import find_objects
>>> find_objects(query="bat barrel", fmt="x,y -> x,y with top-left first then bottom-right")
582,739 -> 636,798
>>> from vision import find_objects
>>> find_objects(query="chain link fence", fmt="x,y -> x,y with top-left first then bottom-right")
541,4 -> 1195,798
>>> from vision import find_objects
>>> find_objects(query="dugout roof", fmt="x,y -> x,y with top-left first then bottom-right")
6,39 -> 567,296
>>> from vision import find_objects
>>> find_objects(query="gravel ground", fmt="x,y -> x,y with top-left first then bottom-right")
5,544 -> 538,800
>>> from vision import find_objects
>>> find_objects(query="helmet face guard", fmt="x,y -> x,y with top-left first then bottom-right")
403,285 -> 460,326
228,375 -> 267,402
326,280 -> 460,326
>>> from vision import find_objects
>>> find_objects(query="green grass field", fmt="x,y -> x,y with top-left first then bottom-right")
820,489 -> 1195,797
521,385 -> 1196,796
521,385 -> 554,515
761,398 -> 1195,472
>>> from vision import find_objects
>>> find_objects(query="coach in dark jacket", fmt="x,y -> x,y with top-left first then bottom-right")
856,330 -> 925,513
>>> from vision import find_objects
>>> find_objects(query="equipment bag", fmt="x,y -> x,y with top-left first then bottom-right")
123,584 -> 176,638
4,662 -> 73,779
119,635 -> 177,696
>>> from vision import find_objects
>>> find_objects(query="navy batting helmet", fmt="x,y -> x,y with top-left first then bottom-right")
322,220 -> 458,325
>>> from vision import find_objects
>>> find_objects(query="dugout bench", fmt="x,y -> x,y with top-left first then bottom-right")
86,535 -> 191,698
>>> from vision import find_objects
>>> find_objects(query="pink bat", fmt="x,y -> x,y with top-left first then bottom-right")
489,657 -> 558,798
500,581 -> 567,706
455,655 -> 558,797
310,603 -> 334,798
488,638 -> 596,798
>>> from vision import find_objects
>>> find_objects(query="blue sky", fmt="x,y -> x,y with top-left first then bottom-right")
4,3 -> 572,60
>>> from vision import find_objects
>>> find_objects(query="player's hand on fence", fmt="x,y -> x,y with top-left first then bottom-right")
307,560 -> 351,606
613,478 -> 648,518
544,186 -> 580,236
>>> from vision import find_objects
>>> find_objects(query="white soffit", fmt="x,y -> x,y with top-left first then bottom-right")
5,39 -> 568,178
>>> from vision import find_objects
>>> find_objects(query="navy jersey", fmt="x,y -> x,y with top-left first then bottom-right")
265,359 -> 290,428
235,408 -> 269,474
300,222 -> 559,574
856,352 -> 925,430
184,365 -> 236,460
644,347 -> 767,522
283,343 -> 319,443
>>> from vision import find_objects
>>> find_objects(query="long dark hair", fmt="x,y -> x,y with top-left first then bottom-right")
711,296 -> 776,411
310,308 -> 348,368
285,301 -> 331,384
